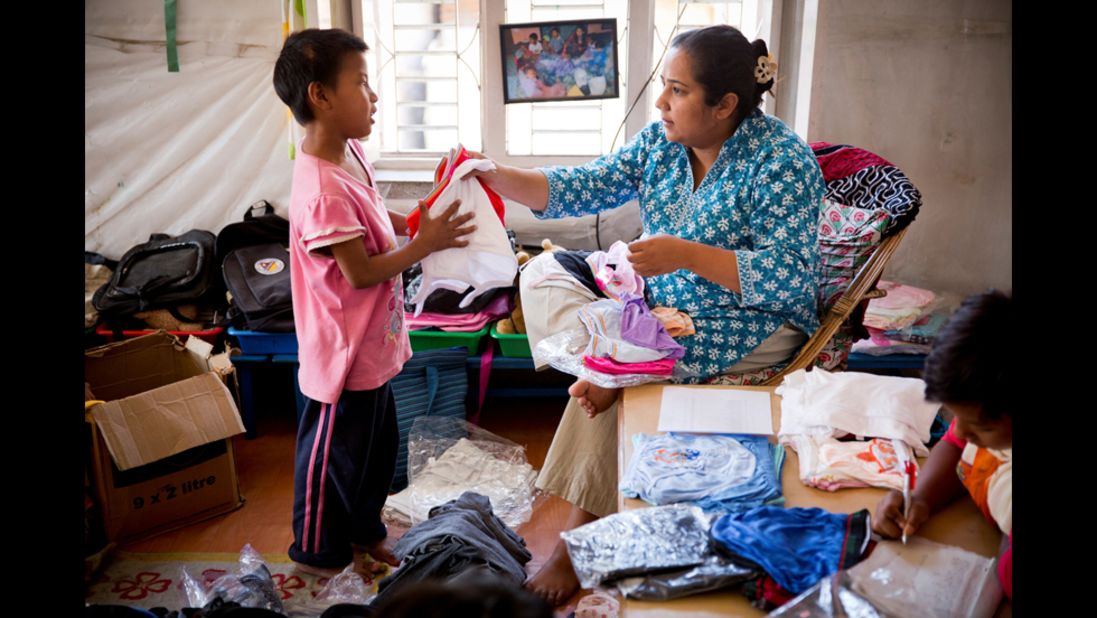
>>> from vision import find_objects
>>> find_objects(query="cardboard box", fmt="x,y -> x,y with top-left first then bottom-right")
85,332 -> 246,543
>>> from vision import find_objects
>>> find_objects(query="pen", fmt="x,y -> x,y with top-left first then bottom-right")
902,460 -> 917,545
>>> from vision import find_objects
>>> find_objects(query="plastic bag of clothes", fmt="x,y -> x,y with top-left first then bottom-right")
616,552 -> 759,601
180,545 -> 283,613
535,328 -> 700,388
767,571 -> 885,618
282,565 -> 374,618
383,417 -> 538,529
561,504 -> 713,589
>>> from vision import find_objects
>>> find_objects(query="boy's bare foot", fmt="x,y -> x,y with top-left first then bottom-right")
353,540 -> 400,575
568,379 -> 619,418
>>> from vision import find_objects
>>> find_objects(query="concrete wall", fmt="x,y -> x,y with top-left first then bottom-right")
808,0 -> 1011,298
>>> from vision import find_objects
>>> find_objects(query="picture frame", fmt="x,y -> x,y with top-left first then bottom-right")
499,18 -> 620,104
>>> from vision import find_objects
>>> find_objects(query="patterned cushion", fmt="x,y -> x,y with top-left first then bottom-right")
709,198 -> 883,385
711,144 -> 914,385
811,142 -> 923,235
704,330 -> 850,386
816,198 -> 890,314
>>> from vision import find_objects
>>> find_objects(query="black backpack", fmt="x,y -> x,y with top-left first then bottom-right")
217,202 -> 295,332
92,229 -> 219,320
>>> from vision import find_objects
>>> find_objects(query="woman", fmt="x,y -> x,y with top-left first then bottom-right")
564,26 -> 589,59
475,25 -> 824,606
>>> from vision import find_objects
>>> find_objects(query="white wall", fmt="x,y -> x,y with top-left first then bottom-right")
808,0 -> 1011,297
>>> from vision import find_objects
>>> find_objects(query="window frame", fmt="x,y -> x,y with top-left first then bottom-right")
343,0 -> 799,171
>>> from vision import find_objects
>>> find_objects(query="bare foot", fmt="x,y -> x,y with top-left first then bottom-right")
292,561 -> 346,579
568,379 -> 619,418
353,540 -> 400,575
525,544 -> 580,607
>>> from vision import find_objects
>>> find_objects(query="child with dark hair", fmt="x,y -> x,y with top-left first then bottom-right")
872,290 -> 1013,599
273,28 -> 474,577
547,28 -> 564,55
528,32 -> 543,54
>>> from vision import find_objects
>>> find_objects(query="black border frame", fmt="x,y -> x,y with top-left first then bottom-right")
499,18 -> 621,105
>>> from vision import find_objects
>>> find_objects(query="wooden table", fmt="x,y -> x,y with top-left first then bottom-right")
615,384 -> 1006,617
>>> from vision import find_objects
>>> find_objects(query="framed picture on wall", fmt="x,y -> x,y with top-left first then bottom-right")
499,18 -> 620,104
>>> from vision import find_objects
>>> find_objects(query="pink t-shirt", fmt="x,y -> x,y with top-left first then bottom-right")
289,138 -> 411,403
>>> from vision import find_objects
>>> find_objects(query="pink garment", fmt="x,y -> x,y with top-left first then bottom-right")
941,419 -> 965,449
871,280 -> 937,309
289,138 -> 411,403
651,306 -> 696,337
586,240 -> 644,301
863,281 -> 937,331
583,355 -> 676,376
785,435 -> 913,492
851,328 -> 933,356
406,293 -> 513,332
406,313 -> 493,332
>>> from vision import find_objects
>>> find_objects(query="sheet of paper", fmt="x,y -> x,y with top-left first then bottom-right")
657,387 -> 773,434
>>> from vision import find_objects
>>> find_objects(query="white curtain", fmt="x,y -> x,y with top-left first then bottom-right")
85,0 -> 295,257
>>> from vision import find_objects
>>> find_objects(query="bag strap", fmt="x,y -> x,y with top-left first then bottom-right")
85,251 -> 118,270
244,200 -> 275,220
469,345 -> 493,426
166,305 -> 217,325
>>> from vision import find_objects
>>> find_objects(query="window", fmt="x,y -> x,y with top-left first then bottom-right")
359,0 -> 482,157
503,0 -> 629,157
350,0 -> 781,166
647,1 -> 764,125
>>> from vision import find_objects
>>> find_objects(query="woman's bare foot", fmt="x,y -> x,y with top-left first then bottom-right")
526,503 -> 598,606
525,542 -> 580,607
568,379 -> 620,418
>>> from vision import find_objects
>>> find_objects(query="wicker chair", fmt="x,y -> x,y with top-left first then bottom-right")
706,141 -> 923,387
759,226 -> 908,385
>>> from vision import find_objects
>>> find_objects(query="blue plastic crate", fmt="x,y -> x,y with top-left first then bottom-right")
227,327 -> 299,355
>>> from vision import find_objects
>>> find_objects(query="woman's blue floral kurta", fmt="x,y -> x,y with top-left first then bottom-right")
537,109 -> 825,380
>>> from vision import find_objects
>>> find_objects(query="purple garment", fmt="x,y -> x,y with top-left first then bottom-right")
619,293 -> 686,360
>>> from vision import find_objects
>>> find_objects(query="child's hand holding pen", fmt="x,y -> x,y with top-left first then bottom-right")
873,487 -> 931,541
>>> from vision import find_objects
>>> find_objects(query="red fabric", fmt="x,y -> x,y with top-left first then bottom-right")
810,142 -> 893,183
760,575 -> 796,608
406,145 -> 506,237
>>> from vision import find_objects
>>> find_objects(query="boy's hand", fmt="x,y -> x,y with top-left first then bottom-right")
873,490 -> 930,540
414,198 -> 476,254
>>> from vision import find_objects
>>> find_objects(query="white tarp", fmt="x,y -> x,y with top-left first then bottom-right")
85,0 -> 640,258
85,0 -> 294,257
